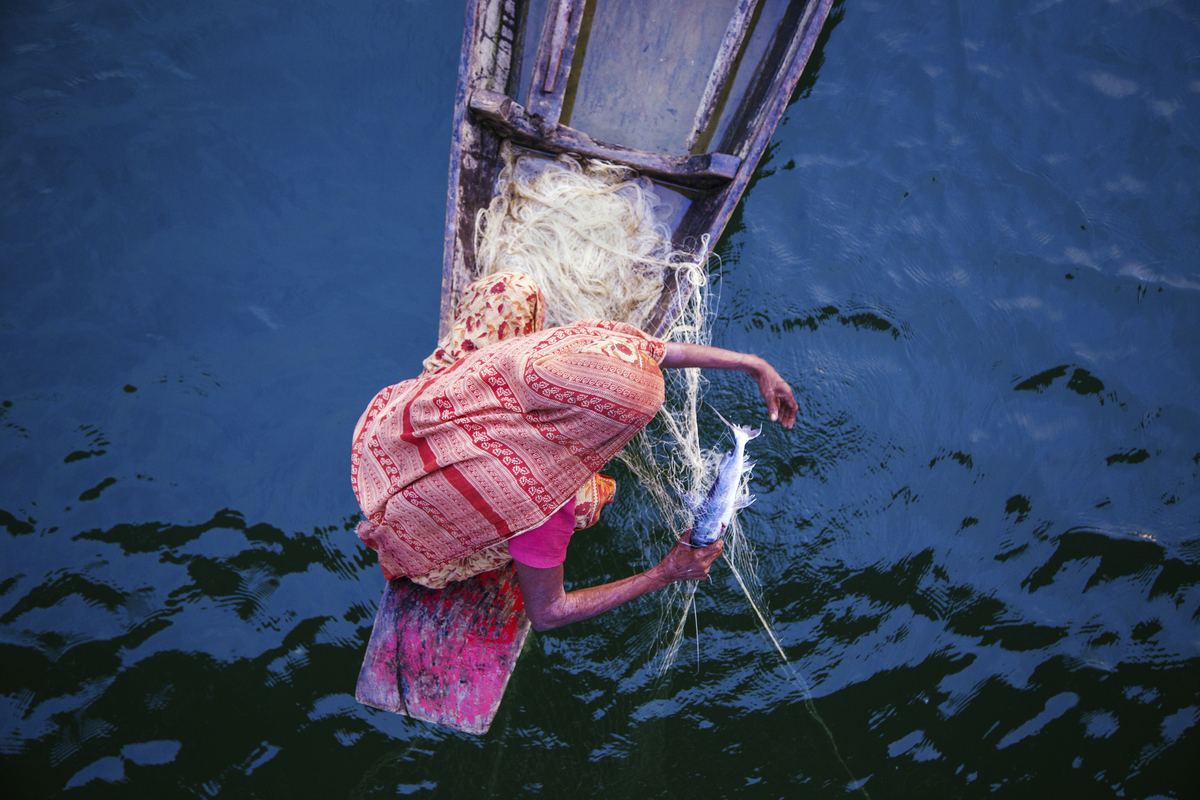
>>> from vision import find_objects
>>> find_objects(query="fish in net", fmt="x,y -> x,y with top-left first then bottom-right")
472,144 -> 768,670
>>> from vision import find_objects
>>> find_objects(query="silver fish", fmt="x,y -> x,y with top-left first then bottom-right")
685,410 -> 761,547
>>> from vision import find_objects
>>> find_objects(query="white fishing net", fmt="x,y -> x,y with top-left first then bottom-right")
472,147 -> 858,787
475,145 -> 682,331
473,145 -> 762,671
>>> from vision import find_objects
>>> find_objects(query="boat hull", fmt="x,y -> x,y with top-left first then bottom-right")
357,0 -> 833,735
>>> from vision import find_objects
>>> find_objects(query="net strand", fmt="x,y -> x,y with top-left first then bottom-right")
472,148 -> 864,795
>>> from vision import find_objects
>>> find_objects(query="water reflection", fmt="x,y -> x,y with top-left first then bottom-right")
1,507 -> 376,795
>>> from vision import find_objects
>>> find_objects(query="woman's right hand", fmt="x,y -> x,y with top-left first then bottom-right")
514,530 -> 725,630
653,531 -> 724,584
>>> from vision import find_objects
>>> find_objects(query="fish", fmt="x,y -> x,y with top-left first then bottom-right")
685,410 -> 761,547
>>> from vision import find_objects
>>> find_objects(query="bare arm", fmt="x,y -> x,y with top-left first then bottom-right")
514,534 -> 724,631
660,342 -> 798,428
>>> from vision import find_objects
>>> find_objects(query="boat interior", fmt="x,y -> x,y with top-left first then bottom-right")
471,0 -> 814,185
441,0 -> 830,334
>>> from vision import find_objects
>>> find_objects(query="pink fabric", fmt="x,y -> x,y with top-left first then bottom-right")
351,319 -> 665,579
421,271 -> 545,377
508,498 -> 576,568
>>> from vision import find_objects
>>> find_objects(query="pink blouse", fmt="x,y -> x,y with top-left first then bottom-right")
508,498 -> 576,568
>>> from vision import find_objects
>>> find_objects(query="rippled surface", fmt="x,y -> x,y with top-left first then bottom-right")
3,1 -> 1197,796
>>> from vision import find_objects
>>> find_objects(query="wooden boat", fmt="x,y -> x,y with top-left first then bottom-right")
356,0 -> 833,735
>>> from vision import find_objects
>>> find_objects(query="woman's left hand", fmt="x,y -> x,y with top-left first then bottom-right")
659,342 -> 798,429
752,359 -> 798,429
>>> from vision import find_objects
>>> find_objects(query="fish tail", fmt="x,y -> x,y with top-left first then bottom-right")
710,406 -> 762,441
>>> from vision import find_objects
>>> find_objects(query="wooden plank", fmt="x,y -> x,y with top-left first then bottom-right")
526,0 -> 586,125
542,0 -> 573,92
719,0 -> 828,161
356,565 -> 531,735
440,0 -> 518,338
674,0 -> 832,239
686,0 -> 764,150
647,0 -> 833,334
366,0 -> 834,738
560,0 -> 741,157
470,89 -> 741,189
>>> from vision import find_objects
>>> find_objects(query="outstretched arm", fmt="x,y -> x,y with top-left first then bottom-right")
514,534 -> 723,631
659,342 -> 798,428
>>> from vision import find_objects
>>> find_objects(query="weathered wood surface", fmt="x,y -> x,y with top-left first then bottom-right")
442,0 -> 833,336
647,0 -> 834,335
470,90 -> 741,189
527,0 -> 586,125
362,0 -> 834,736
686,0 -> 764,150
541,0 -> 573,93
440,0 -> 518,338
564,0 -> 741,156
356,565 -> 530,735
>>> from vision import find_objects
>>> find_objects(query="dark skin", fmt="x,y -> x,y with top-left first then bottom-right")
515,342 -> 798,631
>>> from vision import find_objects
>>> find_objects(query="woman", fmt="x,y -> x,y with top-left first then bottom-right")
351,271 -> 797,631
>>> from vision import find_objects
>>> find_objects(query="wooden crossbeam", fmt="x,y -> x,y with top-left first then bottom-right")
469,89 -> 741,190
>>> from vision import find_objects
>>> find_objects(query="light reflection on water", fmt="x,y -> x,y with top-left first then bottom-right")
2,0 -> 1199,797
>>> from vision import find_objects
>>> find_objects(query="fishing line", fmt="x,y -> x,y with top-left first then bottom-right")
653,519 -> 868,795
723,557 -> 870,798
475,151 -> 866,793
656,457 -> 869,795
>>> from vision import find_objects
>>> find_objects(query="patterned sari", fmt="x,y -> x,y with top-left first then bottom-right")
351,271 -> 664,587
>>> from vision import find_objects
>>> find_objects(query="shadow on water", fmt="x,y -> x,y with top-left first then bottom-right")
2,397 -> 1197,796
1,508 -> 393,797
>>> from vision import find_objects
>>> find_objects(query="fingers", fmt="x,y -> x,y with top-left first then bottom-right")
676,538 -> 723,581
778,386 -> 798,429
696,538 -> 723,567
770,376 -> 797,428
765,385 -> 797,428
756,364 -> 798,429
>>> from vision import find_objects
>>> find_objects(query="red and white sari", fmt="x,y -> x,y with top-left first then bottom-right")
351,271 -> 665,587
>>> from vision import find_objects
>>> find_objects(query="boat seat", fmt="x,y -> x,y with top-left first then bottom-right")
468,89 -> 741,192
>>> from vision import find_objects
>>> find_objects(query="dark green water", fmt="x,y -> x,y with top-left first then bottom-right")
3,1 -> 1197,797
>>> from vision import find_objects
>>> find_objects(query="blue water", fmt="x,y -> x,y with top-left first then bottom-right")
2,1 -> 1197,796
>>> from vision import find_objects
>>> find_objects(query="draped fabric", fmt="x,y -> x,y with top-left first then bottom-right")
422,270 -> 616,533
420,270 -> 545,377
572,473 -> 616,531
351,272 -> 665,582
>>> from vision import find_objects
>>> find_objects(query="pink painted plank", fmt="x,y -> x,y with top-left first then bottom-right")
355,564 -> 531,735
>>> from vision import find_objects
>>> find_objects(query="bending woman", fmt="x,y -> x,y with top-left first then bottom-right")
350,271 -> 796,631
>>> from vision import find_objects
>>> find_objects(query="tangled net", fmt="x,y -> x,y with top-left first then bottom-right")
475,145 -> 689,331
471,148 -> 863,792
473,145 -> 762,671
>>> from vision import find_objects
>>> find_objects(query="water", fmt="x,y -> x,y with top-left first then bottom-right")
3,0 -> 1198,797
